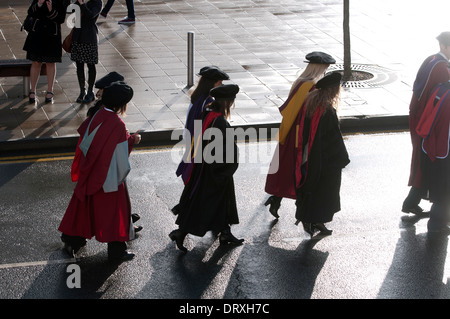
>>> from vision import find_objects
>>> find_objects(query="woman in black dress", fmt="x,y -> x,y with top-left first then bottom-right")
294,72 -> 350,237
71,0 -> 102,104
169,84 -> 243,253
23,0 -> 67,104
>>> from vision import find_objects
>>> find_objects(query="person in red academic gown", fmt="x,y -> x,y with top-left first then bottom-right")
264,52 -> 335,218
294,73 -> 350,237
402,32 -> 450,215
169,84 -> 243,253
416,80 -> 450,233
59,81 -> 141,261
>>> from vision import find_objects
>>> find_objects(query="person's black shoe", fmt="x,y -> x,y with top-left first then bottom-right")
76,90 -> 86,103
169,229 -> 187,252
402,205 -> 424,215
312,223 -> 333,236
83,91 -> 95,104
302,222 -> 317,238
171,204 -> 180,215
132,213 -> 140,223
28,91 -> 36,104
134,225 -> 143,233
45,91 -> 54,103
219,229 -> 244,246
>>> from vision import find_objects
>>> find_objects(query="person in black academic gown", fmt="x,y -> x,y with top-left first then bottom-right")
169,84 -> 244,252
294,72 -> 350,237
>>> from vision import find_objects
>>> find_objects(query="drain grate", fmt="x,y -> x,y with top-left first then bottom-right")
327,64 -> 398,89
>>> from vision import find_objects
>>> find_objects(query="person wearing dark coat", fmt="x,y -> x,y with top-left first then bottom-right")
175,66 -> 230,185
264,52 -> 335,219
23,0 -> 68,104
169,84 -> 243,253
71,0 -> 102,104
294,73 -> 350,238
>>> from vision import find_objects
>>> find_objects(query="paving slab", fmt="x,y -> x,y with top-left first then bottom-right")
0,0 -> 448,151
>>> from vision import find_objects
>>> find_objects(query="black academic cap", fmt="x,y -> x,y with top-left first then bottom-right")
437,32 -> 450,46
95,71 -> 125,89
198,66 -> 230,80
210,84 -> 240,99
102,81 -> 134,108
305,51 -> 336,64
315,72 -> 342,89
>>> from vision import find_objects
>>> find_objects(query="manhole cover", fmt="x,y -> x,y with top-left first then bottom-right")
327,64 -> 398,89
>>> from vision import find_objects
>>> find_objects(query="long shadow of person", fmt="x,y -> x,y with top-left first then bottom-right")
134,233 -> 240,299
219,218 -> 329,299
21,250 -> 121,299
377,218 -> 450,298
135,216 -> 328,299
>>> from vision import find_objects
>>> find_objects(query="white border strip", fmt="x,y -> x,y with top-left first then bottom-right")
0,258 -> 77,270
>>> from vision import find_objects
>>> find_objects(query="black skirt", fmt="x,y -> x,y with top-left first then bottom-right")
70,41 -> 98,64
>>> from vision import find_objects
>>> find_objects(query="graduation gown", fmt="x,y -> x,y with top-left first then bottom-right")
265,80 -> 315,199
59,108 -> 135,243
408,53 -> 449,188
176,94 -> 214,184
175,110 -> 239,237
417,81 -> 450,203
295,107 -> 350,223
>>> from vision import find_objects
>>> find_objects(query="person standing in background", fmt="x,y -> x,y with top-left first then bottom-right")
100,0 -> 136,25
71,0 -> 102,104
23,0 -> 67,104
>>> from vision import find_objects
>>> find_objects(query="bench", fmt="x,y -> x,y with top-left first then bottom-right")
0,59 -> 47,96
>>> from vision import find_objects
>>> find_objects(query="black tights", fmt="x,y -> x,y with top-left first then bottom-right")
76,62 -> 96,93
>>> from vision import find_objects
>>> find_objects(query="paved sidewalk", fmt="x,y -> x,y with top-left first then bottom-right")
0,0 -> 448,151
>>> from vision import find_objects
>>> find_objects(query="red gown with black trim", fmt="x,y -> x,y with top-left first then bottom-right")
59,108 -> 135,243
265,80 -> 315,199
408,53 -> 449,188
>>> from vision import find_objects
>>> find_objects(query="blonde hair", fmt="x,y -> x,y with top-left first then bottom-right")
304,85 -> 340,118
290,63 -> 330,95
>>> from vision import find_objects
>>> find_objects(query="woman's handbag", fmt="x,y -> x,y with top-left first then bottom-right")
62,28 -> 74,53
20,15 -> 34,32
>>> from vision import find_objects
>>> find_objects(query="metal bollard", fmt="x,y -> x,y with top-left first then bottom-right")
187,32 -> 194,87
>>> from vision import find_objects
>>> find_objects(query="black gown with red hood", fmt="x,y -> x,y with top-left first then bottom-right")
294,104 -> 350,224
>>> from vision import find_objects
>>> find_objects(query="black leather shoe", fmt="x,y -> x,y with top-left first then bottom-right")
219,229 -> 244,245
302,222 -> 317,238
169,229 -> 187,252
83,91 -> 95,104
76,90 -> 86,103
134,225 -> 143,233
132,213 -> 140,223
312,223 -> 333,236
45,91 -> 54,103
402,205 -> 424,215
29,91 -> 36,104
